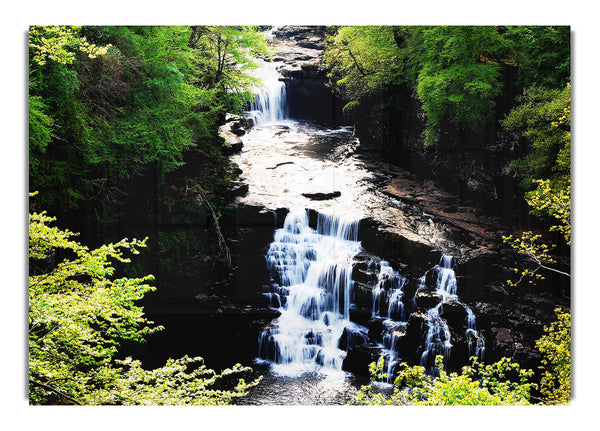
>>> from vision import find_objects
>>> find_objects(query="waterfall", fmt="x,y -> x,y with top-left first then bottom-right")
258,209 -> 368,375
249,59 -> 288,125
369,260 -> 407,382
417,255 -> 485,373
418,256 -> 457,371
466,307 -> 486,360
257,215 -> 485,379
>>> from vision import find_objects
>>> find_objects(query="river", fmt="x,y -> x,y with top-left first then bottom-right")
227,55 -> 485,404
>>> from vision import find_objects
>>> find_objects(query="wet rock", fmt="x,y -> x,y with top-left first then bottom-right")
414,291 -> 442,310
440,300 -> 468,328
266,161 -> 295,169
218,123 -> 244,154
486,281 -> 511,303
305,330 -> 323,346
512,343 -> 542,369
397,313 -> 428,364
338,326 -> 369,351
471,302 -> 506,326
342,345 -> 386,376
352,281 -> 374,308
302,191 -> 341,200
522,294 -> 557,317
352,265 -> 376,285
225,113 -> 255,134
446,328 -> 470,370
225,182 -> 249,200
367,317 -> 385,341
490,327 -> 514,356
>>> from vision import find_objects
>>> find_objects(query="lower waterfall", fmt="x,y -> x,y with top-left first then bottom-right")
257,209 -> 368,375
257,210 -> 485,379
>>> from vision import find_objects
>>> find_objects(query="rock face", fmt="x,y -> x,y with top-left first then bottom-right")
340,243 -> 569,377
351,71 -> 524,219
218,113 -> 256,154
270,26 -> 344,123
301,191 -> 341,200
210,27 -> 571,381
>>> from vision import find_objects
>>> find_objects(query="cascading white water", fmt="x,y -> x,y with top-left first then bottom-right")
369,260 -> 407,382
466,307 -> 486,360
419,256 -> 457,370
418,255 -> 485,372
258,209 -> 368,375
371,261 -> 406,321
258,221 -> 486,380
249,60 -> 288,125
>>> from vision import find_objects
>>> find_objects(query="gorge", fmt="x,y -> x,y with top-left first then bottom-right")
178,26 -> 568,404
28,25 -> 570,406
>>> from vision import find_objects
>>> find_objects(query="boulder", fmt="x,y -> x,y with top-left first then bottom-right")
414,291 -> 442,310
218,124 -> 243,154
440,300 -> 468,328
342,345 -> 386,376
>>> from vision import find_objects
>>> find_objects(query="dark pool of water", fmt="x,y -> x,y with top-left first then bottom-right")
235,363 -> 371,405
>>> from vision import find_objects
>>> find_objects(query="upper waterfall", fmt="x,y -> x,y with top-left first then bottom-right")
249,59 -> 288,125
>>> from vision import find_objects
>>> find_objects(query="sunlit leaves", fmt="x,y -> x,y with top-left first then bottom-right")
526,179 -> 571,244
29,26 -> 269,215
355,355 -> 534,405
324,26 -> 401,105
29,26 -> 111,66
503,178 -> 570,286
502,82 -> 570,288
503,83 -> 571,189
536,309 -> 571,404
29,201 -> 261,404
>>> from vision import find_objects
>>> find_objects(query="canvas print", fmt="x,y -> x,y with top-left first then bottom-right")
28,25 -> 570,405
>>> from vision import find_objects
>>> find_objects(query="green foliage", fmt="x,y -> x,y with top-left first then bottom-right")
502,83 -> 570,286
502,83 -> 571,189
357,318 -> 571,406
29,25 -> 111,66
324,25 -> 570,149
29,196 -> 261,405
354,358 -> 409,405
28,96 -> 53,156
355,356 -> 534,406
526,179 -> 571,244
502,26 -> 570,89
502,178 -> 570,286
29,26 -> 268,216
536,309 -> 571,404
190,26 -> 269,94
416,26 -> 506,145
324,26 -> 403,105
324,26 -> 508,144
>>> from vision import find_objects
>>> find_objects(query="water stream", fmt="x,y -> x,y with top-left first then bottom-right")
257,210 -> 367,376
234,56 -> 484,403
249,59 -> 288,125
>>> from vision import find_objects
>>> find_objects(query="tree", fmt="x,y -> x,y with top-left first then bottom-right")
29,26 -> 269,217
502,87 -> 571,287
189,25 -> 270,112
324,26 -> 403,113
29,25 -> 111,66
502,26 -> 570,89
29,194 -> 261,405
416,26 -> 507,145
324,26 -> 570,148
502,83 -> 571,190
